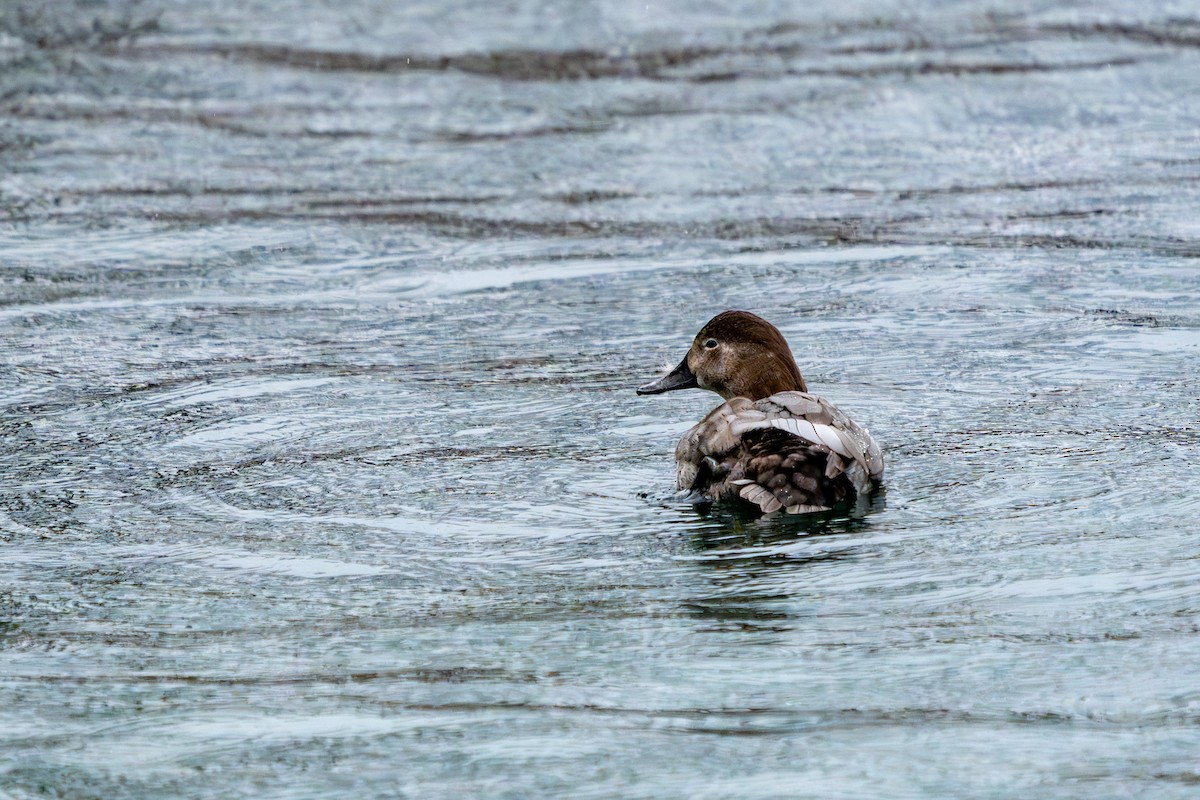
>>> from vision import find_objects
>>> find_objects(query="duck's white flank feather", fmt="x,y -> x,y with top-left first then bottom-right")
738,482 -> 782,513
732,416 -> 852,458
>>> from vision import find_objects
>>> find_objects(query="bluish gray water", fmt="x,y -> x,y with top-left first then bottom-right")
2,1 -> 1200,797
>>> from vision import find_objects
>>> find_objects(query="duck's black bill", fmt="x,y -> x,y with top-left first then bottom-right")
637,356 -> 698,395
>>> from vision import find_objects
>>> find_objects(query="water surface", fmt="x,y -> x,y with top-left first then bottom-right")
3,0 -> 1200,797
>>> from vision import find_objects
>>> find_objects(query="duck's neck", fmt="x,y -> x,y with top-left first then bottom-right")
723,351 -> 808,401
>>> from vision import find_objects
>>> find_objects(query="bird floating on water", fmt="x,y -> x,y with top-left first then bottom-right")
637,310 -> 883,514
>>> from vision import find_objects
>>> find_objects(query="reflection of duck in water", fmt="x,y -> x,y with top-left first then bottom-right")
638,310 -> 883,515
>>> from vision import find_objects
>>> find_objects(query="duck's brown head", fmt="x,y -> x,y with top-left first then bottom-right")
637,310 -> 807,401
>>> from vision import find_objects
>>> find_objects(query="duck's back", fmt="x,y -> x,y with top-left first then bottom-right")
675,391 -> 883,514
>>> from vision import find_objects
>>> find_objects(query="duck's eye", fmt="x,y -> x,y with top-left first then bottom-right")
703,338 -> 718,349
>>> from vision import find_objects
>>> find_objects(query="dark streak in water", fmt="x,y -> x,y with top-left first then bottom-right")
0,667 -> 539,685
102,16 -> 1185,84
64,209 -> 1185,258
6,103 -> 370,139
894,179 -> 1109,199
1041,21 -> 1200,49
430,123 -> 615,143
688,56 -> 1145,84
116,41 -> 730,81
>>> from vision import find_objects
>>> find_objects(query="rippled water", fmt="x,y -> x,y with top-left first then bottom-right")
3,0 -> 1200,797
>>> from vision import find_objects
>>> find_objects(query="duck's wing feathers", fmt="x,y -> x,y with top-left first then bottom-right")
676,392 -> 882,515
748,391 -> 884,482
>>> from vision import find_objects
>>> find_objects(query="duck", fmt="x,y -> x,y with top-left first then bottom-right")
637,310 -> 883,514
